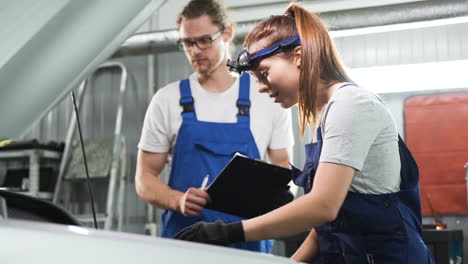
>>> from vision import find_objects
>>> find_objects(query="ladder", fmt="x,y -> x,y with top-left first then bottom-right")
53,62 -> 128,231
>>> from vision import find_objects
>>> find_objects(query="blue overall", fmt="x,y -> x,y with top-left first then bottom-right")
291,87 -> 435,263
161,73 -> 273,253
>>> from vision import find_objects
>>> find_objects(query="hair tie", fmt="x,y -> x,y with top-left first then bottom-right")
283,12 -> 295,18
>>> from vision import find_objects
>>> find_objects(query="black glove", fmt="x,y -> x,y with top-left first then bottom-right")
174,220 -> 245,246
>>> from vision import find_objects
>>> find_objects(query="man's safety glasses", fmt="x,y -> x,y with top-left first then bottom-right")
177,28 -> 224,51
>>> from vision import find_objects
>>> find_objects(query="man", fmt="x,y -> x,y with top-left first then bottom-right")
135,0 -> 293,253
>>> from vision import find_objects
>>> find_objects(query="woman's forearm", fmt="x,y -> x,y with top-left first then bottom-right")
242,191 -> 333,241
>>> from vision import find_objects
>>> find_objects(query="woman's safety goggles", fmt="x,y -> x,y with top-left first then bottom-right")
226,36 -> 301,77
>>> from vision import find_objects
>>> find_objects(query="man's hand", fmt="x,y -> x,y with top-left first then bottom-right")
174,220 -> 245,246
178,187 -> 211,216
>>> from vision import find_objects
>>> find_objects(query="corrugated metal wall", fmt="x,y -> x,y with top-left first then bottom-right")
334,22 -> 468,67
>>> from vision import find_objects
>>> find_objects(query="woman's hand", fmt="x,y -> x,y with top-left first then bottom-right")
174,220 -> 245,246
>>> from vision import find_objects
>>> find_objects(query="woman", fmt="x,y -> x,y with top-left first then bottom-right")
175,4 -> 434,263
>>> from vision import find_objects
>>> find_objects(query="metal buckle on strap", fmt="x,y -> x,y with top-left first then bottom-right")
237,105 -> 249,116
180,96 -> 194,113
237,99 -> 250,116
181,103 -> 194,113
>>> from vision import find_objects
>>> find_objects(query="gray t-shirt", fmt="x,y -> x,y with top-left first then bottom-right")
319,84 -> 401,194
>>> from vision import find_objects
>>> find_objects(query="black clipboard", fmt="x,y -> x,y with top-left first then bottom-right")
205,154 -> 293,219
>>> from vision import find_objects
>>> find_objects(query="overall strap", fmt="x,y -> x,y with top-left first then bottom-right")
316,126 -> 323,141
236,72 -> 251,124
179,79 -> 197,120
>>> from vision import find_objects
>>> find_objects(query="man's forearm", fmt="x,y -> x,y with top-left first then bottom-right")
276,158 -> 290,168
136,172 -> 183,211
267,148 -> 291,168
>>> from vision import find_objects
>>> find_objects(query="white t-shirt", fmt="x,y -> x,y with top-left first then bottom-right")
138,73 -> 294,162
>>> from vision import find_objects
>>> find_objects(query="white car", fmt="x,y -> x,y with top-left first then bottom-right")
1,219 -> 298,264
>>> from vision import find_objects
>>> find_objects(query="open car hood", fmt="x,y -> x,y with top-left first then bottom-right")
0,219 -> 298,264
0,0 -> 162,138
